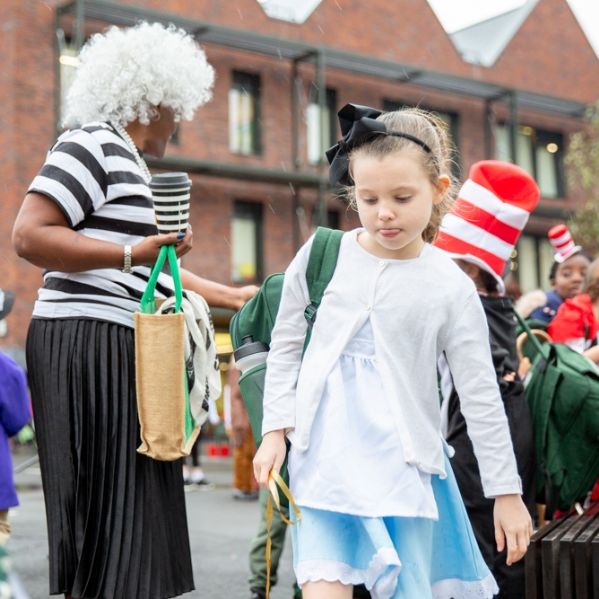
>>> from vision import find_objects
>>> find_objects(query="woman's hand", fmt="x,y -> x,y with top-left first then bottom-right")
132,228 -> 193,266
493,494 -> 533,565
233,285 -> 260,310
253,430 -> 287,487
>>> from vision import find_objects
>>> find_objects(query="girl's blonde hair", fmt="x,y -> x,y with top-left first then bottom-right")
347,107 -> 457,243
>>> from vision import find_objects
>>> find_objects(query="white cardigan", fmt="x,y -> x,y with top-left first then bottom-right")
262,229 -> 522,498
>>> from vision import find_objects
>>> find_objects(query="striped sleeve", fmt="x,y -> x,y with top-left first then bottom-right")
28,129 -> 108,227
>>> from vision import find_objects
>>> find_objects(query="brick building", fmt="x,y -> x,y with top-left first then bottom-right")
1,0 -> 598,353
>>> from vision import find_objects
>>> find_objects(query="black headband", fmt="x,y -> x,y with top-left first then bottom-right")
325,103 -> 432,188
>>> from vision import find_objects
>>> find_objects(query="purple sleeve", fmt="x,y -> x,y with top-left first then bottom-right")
0,354 -> 31,437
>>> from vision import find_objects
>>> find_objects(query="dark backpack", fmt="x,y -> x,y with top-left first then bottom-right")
230,227 -> 343,446
514,311 -> 599,510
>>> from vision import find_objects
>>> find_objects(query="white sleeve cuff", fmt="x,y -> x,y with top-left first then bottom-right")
261,419 -> 295,437
482,477 -> 523,499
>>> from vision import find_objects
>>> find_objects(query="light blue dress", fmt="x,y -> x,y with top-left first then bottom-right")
288,321 -> 498,599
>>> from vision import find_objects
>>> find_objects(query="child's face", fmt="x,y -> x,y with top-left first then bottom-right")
352,149 -> 448,260
554,254 -> 589,299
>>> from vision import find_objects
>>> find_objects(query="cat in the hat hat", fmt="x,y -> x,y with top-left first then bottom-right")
434,159 -> 538,598
520,223 -> 590,325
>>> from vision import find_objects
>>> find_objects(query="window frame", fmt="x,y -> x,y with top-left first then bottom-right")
495,123 -> 565,198
229,70 -> 262,156
307,86 -> 337,165
231,200 -> 264,283
515,233 -> 555,292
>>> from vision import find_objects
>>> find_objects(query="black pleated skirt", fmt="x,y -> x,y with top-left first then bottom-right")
26,318 -> 194,599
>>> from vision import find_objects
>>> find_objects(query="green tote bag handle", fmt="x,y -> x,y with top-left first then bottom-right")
140,245 -> 183,314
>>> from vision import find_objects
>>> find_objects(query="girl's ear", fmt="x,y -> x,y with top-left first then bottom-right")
433,175 -> 450,205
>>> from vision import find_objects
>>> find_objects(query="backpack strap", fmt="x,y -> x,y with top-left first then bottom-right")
304,227 -> 343,327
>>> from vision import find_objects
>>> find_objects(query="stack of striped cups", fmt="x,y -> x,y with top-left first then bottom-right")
150,172 -> 192,234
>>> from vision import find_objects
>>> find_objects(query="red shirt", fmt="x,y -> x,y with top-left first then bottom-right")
548,293 -> 598,348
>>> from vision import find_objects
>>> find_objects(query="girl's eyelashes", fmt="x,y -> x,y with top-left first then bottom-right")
360,197 -> 412,204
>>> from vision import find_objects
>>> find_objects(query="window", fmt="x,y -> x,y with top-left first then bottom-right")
515,234 -> 554,292
58,40 -> 79,124
307,87 -> 337,164
312,207 -> 340,229
231,201 -> 263,283
382,100 -> 460,177
229,71 -> 261,155
495,124 -> 564,198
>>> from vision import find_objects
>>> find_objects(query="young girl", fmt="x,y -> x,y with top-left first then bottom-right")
253,104 -> 532,599
524,225 -> 589,324
548,257 -> 599,361
434,160 -> 539,599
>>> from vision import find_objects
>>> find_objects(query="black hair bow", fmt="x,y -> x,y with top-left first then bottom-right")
325,103 -> 432,188
325,104 -> 386,188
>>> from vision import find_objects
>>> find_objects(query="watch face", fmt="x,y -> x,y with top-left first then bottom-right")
256,0 -> 322,23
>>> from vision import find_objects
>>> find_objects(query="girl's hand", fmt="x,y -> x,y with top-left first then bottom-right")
253,430 -> 287,487
132,228 -> 193,265
494,494 -> 533,565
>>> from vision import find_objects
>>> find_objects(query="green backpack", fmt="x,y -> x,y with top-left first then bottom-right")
230,227 -> 343,447
515,311 -> 599,510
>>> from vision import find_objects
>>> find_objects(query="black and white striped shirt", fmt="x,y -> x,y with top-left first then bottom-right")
28,122 -> 174,328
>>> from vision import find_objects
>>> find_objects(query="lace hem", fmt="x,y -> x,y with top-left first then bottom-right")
432,573 -> 499,599
294,555 -> 498,599
295,547 -> 401,598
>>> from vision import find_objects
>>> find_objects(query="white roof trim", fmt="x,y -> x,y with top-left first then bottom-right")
449,0 -> 539,67
256,0 -> 323,24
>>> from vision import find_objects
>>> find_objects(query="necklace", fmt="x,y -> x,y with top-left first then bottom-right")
112,122 -> 152,183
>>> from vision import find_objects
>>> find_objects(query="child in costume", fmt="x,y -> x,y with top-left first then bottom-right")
434,160 -> 538,599
253,104 -> 532,599
548,258 -> 599,361
520,225 -> 589,324
0,290 -> 31,545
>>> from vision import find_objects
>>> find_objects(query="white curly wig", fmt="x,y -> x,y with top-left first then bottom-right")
63,22 -> 215,128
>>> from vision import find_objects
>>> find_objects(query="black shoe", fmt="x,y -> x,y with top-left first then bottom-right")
233,489 -> 259,501
249,591 -> 265,599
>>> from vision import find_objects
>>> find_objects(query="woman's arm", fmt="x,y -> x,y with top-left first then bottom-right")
180,268 -> 257,311
12,192 -> 191,271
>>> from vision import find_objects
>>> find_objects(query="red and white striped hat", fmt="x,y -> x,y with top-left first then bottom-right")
547,224 -> 581,263
434,160 -> 540,294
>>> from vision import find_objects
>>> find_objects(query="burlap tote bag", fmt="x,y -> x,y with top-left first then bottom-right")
134,244 -> 200,460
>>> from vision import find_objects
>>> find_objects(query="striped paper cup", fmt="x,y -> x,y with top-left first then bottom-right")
150,172 -> 192,234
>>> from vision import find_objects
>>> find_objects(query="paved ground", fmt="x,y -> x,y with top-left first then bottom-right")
8,445 -> 296,599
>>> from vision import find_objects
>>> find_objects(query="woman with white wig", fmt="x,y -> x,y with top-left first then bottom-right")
13,22 -> 255,599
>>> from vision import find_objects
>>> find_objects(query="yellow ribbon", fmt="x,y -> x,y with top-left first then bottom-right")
265,470 -> 301,599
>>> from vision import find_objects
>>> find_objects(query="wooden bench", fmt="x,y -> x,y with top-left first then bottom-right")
526,502 -> 599,598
